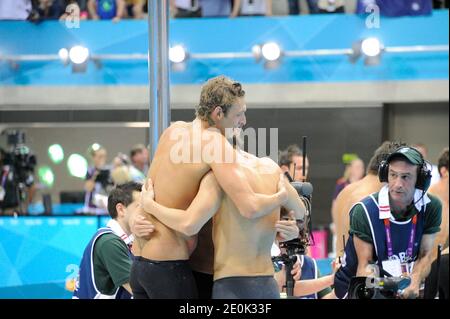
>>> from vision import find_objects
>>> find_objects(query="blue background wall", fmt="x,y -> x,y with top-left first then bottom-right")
0,216 -> 110,298
0,11 -> 448,85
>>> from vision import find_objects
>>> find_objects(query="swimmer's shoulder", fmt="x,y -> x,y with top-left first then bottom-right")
170,121 -> 191,129
160,121 -> 191,138
258,156 -> 282,173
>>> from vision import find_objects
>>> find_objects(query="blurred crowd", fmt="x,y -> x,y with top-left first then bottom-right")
0,0 -> 448,21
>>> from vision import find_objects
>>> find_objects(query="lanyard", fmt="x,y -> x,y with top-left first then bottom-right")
384,214 -> 417,259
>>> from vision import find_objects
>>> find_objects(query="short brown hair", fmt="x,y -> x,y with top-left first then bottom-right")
107,182 -> 142,219
279,144 -> 303,167
196,76 -> 245,124
130,144 -> 147,159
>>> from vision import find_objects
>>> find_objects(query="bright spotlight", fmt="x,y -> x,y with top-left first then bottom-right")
349,37 -> 384,66
38,166 -> 55,188
91,143 -> 101,152
261,42 -> 281,62
252,44 -> 262,59
361,38 -> 382,57
69,45 -> 89,64
169,45 -> 187,63
48,144 -> 64,164
58,48 -> 69,62
67,154 -> 88,179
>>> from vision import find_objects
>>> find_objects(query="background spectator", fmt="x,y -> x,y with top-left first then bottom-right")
170,0 -> 202,18
332,156 -> 365,201
317,0 -> 345,13
356,0 -> 433,17
129,144 -> 149,182
124,0 -> 146,19
230,0 -> 272,17
59,0 -> 89,21
87,0 -> 125,21
83,145 -> 113,213
413,142 -> 441,186
200,0 -> 232,17
0,0 -> 32,20
36,0 -> 65,20
287,0 -> 320,14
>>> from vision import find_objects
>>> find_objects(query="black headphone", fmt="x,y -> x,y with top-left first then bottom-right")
378,147 -> 432,192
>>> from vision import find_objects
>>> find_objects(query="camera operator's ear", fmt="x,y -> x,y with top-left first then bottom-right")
115,202 -> 127,218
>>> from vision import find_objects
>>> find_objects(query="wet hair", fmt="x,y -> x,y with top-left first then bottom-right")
367,141 -> 408,175
196,76 -> 245,125
107,181 -> 142,219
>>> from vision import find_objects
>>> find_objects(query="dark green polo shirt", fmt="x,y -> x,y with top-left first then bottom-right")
93,233 -> 132,295
350,193 -> 442,244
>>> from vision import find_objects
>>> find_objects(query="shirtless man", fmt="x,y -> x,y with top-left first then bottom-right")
333,141 -> 407,254
140,148 -> 306,299
129,76 -> 288,299
428,148 -> 449,258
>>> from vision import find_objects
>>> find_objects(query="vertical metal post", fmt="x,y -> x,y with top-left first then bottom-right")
148,0 -> 170,160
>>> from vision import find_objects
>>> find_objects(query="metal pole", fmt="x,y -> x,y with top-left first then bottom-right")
148,0 -> 171,160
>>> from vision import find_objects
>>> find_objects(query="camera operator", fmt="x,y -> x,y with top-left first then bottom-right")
274,250 -> 340,299
333,141 -> 408,254
83,144 -> 113,214
273,200 -> 340,299
0,130 -> 37,216
279,144 -> 309,182
334,147 -> 442,299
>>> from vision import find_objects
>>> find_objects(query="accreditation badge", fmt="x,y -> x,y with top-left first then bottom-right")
401,262 -> 414,276
382,259 -> 402,277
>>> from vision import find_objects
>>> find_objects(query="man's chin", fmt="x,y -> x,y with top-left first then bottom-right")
390,194 -> 405,204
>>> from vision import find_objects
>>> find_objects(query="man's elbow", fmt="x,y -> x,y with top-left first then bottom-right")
236,202 -> 260,219
180,222 -> 200,237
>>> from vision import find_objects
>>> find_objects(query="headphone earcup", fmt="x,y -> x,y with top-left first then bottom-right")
416,165 -> 432,191
378,161 -> 389,183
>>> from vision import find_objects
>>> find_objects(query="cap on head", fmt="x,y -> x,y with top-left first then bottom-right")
386,147 -> 424,166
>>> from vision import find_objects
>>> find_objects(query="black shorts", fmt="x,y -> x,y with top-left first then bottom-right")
130,256 -> 198,299
192,270 -> 214,299
212,276 -> 280,299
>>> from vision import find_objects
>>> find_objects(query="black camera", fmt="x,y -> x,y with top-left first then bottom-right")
348,276 -> 411,299
1,130 -> 37,185
1,130 -> 37,212
272,177 -> 314,297
94,168 -> 112,187
280,177 -> 314,255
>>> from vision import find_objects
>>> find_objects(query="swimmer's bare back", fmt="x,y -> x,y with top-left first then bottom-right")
213,153 -> 280,280
334,175 -> 382,253
135,121 -> 210,261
